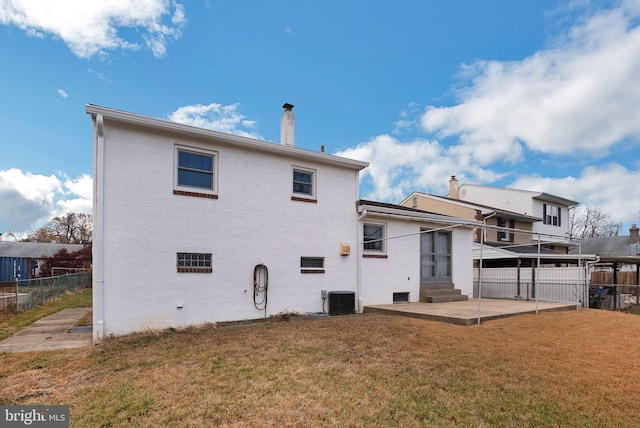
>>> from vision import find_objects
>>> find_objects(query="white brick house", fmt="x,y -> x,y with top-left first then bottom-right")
87,104 -> 477,339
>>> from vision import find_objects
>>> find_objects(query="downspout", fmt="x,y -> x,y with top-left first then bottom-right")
94,113 -> 105,342
356,208 -> 367,313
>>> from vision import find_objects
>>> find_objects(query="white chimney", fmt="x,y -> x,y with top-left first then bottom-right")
281,103 -> 295,146
448,175 -> 459,199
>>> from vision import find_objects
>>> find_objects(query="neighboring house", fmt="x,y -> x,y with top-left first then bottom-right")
87,104 -> 479,340
402,176 -> 579,253
0,241 -> 84,281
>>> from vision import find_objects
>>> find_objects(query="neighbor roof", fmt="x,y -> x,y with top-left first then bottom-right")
570,236 -> 640,257
0,242 -> 84,258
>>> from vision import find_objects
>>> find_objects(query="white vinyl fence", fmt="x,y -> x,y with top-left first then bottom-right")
474,267 -> 586,306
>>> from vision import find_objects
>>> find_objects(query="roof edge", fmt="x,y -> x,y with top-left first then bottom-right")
86,104 -> 369,171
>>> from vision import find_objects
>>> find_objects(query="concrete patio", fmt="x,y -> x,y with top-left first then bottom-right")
364,298 -> 579,325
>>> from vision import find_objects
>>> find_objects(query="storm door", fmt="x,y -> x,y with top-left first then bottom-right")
420,229 -> 452,283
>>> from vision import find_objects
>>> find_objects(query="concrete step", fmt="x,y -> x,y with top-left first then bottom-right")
421,283 -> 456,291
424,294 -> 469,303
423,288 -> 462,297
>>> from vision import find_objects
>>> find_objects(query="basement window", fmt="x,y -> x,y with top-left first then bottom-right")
301,257 -> 324,274
177,252 -> 212,273
393,292 -> 410,303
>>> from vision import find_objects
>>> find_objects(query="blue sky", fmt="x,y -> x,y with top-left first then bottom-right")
1,0 -> 639,236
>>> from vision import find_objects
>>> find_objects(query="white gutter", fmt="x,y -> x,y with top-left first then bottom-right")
93,114 -> 105,342
356,208 -> 367,313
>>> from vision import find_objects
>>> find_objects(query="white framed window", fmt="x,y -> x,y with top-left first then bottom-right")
177,252 -> 212,273
174,146 -> 218,196
543,204 -> 561,226
292,166 -> 316,200
363,223 -> 386,253
301,257 -> 325,273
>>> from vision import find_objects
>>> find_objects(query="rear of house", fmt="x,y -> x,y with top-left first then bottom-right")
88,105 -> 368,340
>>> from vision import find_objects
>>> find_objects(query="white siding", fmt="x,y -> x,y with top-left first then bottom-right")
460,185 -> 572,244
458,185 -> 535,216
97,120 -> 361,337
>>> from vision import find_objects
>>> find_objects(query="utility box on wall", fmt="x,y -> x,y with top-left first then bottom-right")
328,291 -> 355,315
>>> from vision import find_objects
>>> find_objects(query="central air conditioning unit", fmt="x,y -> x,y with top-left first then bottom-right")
328,291 -> 355,315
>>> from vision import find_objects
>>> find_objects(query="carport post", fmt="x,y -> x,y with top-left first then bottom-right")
477,225 -> 485,325
536,233 -> 541,314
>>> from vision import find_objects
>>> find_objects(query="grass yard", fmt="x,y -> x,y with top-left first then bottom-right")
0,288 -> 92,341
1,303 -> 640,427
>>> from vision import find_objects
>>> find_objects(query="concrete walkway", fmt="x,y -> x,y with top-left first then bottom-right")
364,299 -> 578,326
0,307 -> 92,353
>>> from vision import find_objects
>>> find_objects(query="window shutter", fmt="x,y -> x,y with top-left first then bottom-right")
543,204 -> 547,225
558,208 -> 561,227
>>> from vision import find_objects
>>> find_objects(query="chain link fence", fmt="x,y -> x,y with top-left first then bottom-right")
588,284 -> 640,311
0,272 -> 92,314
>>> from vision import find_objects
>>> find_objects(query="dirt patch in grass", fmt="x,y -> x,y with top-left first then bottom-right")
1,309 -> 640,427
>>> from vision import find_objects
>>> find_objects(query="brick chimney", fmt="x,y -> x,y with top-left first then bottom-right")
280,103 -> 295,146
448,175 -> 459,199
630,224 -> 639,245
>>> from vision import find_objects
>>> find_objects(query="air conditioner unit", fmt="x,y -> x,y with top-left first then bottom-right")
328,291 -> 355,315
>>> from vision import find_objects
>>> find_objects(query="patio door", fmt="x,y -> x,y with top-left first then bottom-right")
420,229 -> 452,283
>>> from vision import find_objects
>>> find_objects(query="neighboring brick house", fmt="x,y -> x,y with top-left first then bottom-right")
87,104 -> 479,339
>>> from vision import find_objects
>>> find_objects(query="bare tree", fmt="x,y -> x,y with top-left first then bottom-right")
569,205 -> 621,239
24,213 -> 93,244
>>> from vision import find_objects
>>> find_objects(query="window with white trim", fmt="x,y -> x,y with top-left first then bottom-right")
177,252 -> 212,273
543,204 -> 561,226
292,167 -> 315,199
175,146 -> 218,196
363,223 -> 385,253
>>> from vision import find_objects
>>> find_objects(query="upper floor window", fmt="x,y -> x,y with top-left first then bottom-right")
175,146 -> 218,196
363,223 -> 385,252
497,218 -> 515,242
292,167 -> 316,200
543,204 -> 561,226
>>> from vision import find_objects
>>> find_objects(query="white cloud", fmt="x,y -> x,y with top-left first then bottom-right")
0,0 -> 186,58
421,0 -> 640,166
335,134 -> 504,202
57,88 -> 68,98
0,169 -> 92,236
168,103 -> 262,139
